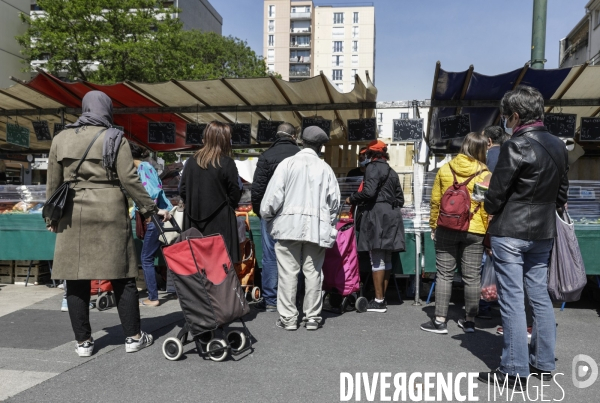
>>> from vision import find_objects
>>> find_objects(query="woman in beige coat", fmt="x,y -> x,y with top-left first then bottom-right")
46,91 -> 170,357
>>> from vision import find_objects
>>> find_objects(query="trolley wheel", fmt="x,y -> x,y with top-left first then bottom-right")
226,330 -> 247,353
356,296 -> 368,313
206,338 -> 229,362
162,337 -> 183,361
252,287 -> 261,302
328,293 -> 343,309
97,295 -> 109,311
197,330 -> 215,345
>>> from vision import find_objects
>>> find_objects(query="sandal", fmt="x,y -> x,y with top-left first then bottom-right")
139,299 -> 160,307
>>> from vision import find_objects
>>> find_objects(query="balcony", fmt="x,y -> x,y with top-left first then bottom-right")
290,56 -> 311,63
290,41 -> 311,48
289,69 -> 311,77
290,27 -> 311,34
290,12 -> 311,19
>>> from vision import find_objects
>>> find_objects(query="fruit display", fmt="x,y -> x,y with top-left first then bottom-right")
236,204 -> 253,213
0,185 -> 46,214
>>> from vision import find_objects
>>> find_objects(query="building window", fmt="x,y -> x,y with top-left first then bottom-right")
269,20 -> 275,32
378,125 -> 383,134
268,64 -> 275,73
269,5 -> 275,17
352,41 -> 358,52
352,55 -> 359,65
268,49 -> 275,62
352,69 -> 358,76
333,41 -> 344,52
332,55 -> 344,67
596,9 -> 600,27
333,12 -> 344,24
378,113 -> 383,122
332,69 -> 343,81
268,35 -> 274,46
353,12 -> 359,23
352,26 -> 359,38
336,83 -> 344,91
332,27 -> 344,36
400,113 -> 409,119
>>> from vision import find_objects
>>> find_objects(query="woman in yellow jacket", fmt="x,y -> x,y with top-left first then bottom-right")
421,132 -> 490,335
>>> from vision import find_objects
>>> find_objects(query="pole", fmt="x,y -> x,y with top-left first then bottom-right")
531,0 -> 548,69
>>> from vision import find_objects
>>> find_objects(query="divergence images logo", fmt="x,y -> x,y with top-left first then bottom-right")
572,354 -> 599,389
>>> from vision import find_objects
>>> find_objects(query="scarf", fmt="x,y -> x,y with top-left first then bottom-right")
66,91 -> 124,179
513,120 -> 544,136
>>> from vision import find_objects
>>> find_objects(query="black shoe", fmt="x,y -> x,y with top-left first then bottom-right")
458,318 -> 475,333
420,318 -> 448,334
254,300 -> 277,312
478,369 -> 528,389
366,300 -> 387,313
529,364 -> 552,381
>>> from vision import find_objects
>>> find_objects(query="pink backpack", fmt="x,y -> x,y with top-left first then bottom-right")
436,167 -> 480,232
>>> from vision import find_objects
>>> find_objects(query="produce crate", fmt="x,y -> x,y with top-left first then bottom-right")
0,261 -> 14,275
0,274 -> 14,284
14,260 -> 43,266
14,264 -> 50,277
13,262 -> 51,285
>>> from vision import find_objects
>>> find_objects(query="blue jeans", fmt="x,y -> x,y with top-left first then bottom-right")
141,222 -> 162,301
261,219 -> 278,306
491,236 -> 555,376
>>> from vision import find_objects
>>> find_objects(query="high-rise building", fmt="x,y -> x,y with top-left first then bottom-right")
263,0 -> 375,91
0,0 -> 30,88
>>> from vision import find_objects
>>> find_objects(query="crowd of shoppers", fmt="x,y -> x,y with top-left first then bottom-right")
47,85 -> 570,393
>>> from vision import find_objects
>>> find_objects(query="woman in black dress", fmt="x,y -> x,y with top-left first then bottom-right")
179,121 -> 242,263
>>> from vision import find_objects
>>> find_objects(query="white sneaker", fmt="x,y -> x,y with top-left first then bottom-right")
61,298 -> 68,312
125,331 -> 154,353
75,338 -> 94,357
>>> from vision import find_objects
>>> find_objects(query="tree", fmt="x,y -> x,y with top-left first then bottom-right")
17,0 -> 269,84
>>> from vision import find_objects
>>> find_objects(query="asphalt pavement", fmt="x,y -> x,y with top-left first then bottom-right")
0,282 -> 599,403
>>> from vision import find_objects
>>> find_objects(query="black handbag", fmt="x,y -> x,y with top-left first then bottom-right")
42,128 -> 107,223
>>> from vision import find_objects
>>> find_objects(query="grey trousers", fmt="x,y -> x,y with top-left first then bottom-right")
275,240 -> 326,326
434,227 -> 485,318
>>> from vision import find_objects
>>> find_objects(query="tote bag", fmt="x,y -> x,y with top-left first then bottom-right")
547,211 -> 587,302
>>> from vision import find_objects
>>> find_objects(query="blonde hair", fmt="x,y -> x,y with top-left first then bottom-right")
460,132 -> 488,165
194,121 -> 232,169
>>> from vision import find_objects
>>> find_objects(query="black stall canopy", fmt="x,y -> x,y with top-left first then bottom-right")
427,62 -> 600,153
0,70 -> 377,152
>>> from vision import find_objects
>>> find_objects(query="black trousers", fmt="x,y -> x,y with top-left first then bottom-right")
66,278 -> 141,342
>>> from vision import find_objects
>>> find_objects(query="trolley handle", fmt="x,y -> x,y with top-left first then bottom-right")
151,214 -> 182,244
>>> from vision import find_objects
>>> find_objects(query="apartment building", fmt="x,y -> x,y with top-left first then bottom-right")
559,0 -> 600,67
263,0 -> 375,91
0,0 -> 30,88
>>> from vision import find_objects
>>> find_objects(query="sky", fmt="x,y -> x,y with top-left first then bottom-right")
218,0 -> 589,101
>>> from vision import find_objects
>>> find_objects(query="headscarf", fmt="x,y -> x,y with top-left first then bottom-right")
66,91 -> 124,179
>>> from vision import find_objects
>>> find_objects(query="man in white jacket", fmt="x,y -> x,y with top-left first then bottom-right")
260,126 -> 340,331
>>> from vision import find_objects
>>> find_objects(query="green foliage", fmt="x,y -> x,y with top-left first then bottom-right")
17,0 -> 268,84
157,151 -> 178,164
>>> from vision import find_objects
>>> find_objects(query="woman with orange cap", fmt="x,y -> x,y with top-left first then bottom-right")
347,140 -> 405,313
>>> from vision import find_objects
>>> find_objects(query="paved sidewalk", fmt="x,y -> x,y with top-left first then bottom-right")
1,283 -> 599,402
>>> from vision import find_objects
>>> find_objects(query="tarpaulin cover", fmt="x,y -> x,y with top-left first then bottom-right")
429,65 -> 572,152
1,71 -> 377,152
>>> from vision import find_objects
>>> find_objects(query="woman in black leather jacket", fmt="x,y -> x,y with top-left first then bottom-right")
348,140 -> 405,313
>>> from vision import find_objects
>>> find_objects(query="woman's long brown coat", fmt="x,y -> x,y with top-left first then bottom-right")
46,125 -> 158,280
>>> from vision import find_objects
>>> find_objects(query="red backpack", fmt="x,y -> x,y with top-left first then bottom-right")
436,167 -> 481,232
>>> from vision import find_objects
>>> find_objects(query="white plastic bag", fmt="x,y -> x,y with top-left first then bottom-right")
480,257 -> 498,302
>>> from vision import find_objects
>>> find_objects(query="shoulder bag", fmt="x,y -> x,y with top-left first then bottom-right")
42,128 -> 107,223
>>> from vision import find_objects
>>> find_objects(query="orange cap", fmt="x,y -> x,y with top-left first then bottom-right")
359,147 -> 368,154
367,140 -> 387,152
